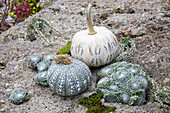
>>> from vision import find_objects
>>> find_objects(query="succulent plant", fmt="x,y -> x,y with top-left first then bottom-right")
37,60 -> 51,72
28,53 -> 42,69
47,55 -> 91,96
97,61 -> 148,106
43,54 -> 55,61
9,90 -> 29,105
34,71 -> 48,86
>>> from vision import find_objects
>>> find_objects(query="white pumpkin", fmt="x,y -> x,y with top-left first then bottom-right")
71,4 -> 119,67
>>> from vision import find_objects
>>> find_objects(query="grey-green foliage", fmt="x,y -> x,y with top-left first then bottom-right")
114,35 -> 136,62
148,74 -> 170,110
28,53 -> 42,69
26,18 -> 70,46
97,61 -> 148,106
37,60 -> 51,72
36,54 -> 55,72
34,71 -> 48,86
43,54 -> 55,61
9,90 -> 29,105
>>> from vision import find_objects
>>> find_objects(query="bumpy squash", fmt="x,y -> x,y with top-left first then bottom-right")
47,55 -> 91,96
71,4 -> 119,67
97,61 -> 148,105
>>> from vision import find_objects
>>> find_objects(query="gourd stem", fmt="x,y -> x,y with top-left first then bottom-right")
86,3 -> 97,35
55,55 -> 72,64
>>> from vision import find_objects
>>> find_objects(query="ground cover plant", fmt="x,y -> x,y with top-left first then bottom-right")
78,93 -> 116,113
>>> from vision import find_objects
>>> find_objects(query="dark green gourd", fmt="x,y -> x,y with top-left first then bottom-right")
47,55 -> 92,96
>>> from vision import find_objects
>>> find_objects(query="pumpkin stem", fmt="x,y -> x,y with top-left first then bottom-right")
86,3 -> 97,35
55,55 -> 72,64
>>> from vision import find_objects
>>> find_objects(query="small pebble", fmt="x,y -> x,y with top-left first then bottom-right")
14,83 -> 22,88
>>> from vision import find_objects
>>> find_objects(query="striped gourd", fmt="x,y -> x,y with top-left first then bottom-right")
47,55 -> 91,96
71,4 -> 119,67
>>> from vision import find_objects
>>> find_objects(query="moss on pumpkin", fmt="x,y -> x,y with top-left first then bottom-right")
56,41 -> 71,55
78,93 -> 116,113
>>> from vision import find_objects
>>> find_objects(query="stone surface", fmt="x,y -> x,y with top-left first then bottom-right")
0,0 -> 169,112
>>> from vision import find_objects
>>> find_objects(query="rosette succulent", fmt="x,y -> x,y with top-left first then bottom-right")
37,60 -> 51,72
97,61 -> 148,105
28,53 -> 42,69
9,90 -> 29,104
34,71 -> 48,86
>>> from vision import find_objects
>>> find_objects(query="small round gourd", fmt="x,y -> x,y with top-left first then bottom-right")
47,55 -> 91,96
71,4 -> 119,67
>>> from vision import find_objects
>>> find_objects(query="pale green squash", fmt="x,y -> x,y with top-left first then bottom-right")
47,55 -> 92,96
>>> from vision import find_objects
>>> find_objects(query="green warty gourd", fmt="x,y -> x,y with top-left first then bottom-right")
47,55 -> 92,96
97,61 -> 148,105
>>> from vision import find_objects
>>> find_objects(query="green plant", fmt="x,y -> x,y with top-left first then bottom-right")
37,60 -> 51,72
56,41 -> 72,55
78,93 -> 116,113
100,13 -> 108,20
26,18 -> 70,46
122,34 -> 132,49
9,0 -> 41,22
147,74 -> 170,110
47,55 -> 91,96
97,61 -> 148,106
9,90 -> 29,104
34,71 -> 48,86
114,34 -> 136,61
28,53 -> 42,69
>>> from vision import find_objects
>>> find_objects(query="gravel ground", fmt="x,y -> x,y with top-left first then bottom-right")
0,0 -> 169,112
